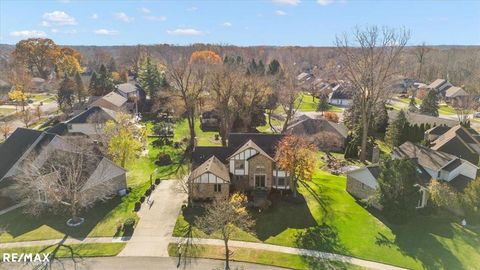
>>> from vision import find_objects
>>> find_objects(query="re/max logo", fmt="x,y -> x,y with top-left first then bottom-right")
2,253 -> 50,263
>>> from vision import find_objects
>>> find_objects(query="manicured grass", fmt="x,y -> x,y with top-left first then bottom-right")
173,169 -> 480,270
0,121 -> 172,243
438,104 -> 457,115
296,92 -> 343,113
174,118 -> 221,147
28,94 -> 53,102
0,107 -> 15,116
168,243 -> 365,270
257,115 -> 283,133
0,243 -> 125,258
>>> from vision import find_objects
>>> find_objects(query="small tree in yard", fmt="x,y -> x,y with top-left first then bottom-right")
428,179 -> 464,216
377,157 -> 420,223
464,178 -> 480,220
34,106 -> 42,120
0,121 -> 12,139
195,193 -> 254,270
276,135 -> 317,198
385,110 -> 407,148
316,94 -> 330,115
419,89 -> 439,116
14,138 -> 115,225
20,108 -> 33,128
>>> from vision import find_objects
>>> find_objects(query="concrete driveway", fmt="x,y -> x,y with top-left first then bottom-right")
118,179 -> 187,257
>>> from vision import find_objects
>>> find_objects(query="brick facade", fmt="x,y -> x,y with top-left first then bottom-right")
346,175 -> 382,209
247,154 -> 273,190
191,183 -> 229,200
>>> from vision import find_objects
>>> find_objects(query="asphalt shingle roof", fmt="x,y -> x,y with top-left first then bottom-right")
393,142 -> 458,172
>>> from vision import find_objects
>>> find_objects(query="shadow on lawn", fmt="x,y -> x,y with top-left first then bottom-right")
369,208 -> 472,270
0,197 -> 121,241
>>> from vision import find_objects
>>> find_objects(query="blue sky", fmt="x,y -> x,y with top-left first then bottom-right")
1,0 -> 479,46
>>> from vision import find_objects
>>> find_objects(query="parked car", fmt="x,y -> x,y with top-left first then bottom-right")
474,112 -> 480,118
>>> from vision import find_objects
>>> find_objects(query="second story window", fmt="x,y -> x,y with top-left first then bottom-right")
234,160 -> 245,170
214,184 -> 222,192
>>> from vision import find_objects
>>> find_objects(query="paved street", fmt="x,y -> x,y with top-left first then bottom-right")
118,179 -> 187,257
0,256 -> 288,270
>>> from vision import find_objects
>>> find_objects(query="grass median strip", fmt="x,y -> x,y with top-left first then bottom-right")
0,243 -> 126,258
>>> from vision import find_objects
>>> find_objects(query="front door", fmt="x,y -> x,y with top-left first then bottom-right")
255,174 -> 266,188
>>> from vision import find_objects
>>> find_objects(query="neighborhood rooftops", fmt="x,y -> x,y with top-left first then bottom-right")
286,115 -> 348,138
91,91 -> 127,108
393,141 -> 459,172
445,86 -> 468,98
428,79 -> 447,89
0,128 -> 43,180
116,83 -> 138,94
388,110 -> 458,127
66,106 -> 117,124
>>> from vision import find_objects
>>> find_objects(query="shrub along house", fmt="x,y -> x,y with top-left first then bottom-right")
189,133 -> 290,201
347,141 -> 478,209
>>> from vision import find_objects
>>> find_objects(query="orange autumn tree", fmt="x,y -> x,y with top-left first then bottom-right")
189,50 -> 222,65
276,135 -> 317,197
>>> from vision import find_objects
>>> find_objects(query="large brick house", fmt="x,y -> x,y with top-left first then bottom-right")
189,133 -> 290,200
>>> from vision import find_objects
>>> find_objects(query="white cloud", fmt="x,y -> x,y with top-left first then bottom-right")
94,29 -> 119,35
51,28 -> 59,33
52,28 -> 76,34
115,12 -> 134,22
272,0 -> 300,5
317,0 -> 333,6
187,6 -> 198,11
275,10 -> 287,16
166,28 -> 204,36
223,22 -> 232,27
140,7 -> 151,13
144,15 -> 167,21
42,11 -> 77,26
91,13 -> 98,19
10,30 -> 47,38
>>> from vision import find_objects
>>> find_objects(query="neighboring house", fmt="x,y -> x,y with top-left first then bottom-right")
285,115 -> 347,152
0,128 -> 127,208
424,125 -> 452,142
31,77 -> 46,92
189,133 -> 289,200
347,141 -> 478,210
388,110 -> 458,127
427,79 -> 452,96
90,91 -> 127,112
428,125 -> 480,165
48,106 -> 117,136
328,85 -> 353,106
445,86 -> 469,102
116,83 -> 140,100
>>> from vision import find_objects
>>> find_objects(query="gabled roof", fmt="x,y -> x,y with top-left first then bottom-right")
47,123 -> 68,135
0,128 -> 43,180
329,88 -> 353,100
449,174 -> 473,192
116,83 -> 138,94
192,146 -> 231,168
228,133 -> 285,158
431,125 -> 480,154
66,106 -> 116,124
388,110 -> 458,127
425,125 -> 451,136
393,141 -> 458,172
189,156 -> 230,183
286,115 -> 348,138
428,79 -> 447,89
445,86 -> 468,98
91,91 -> 127,108
228,139 -> 274,161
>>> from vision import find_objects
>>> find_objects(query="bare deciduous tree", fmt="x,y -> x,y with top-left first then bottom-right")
20,107 -> 33,128
0,121 -> 12,139
195,193 -> 254,270
279,63 -> 303,132
14,138 -> 115,225
336,26 -> 410,161
412,42 -> 432,81
452,96 -> 476,124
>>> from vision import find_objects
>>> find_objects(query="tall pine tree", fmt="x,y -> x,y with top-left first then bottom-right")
420,90 -> 439,116
138,57 -> 165,98
57,75 -> 76,113
96,64 -> 115,96
88,71 -> 98,96
74,71 -> 86,103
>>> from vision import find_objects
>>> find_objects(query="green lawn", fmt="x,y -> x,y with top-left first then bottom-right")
174,118 -> 222,147
28,94 -> 53,102
173,169 -> 480,270
0,243 -> 125,258
0,107 -> 15,117
168,243 -> 365,270
438,104 -> 457,115
296,92 -> 343,113
0,121 -> 184,243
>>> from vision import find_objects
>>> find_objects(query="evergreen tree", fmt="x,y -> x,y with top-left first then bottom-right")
377,157 -> 421,223
385,110 -> 407,148
107,57 -> 117,72
74,71 -> 86,103
96,64 -> 115,96
138,57 -> 164,98
420,90 -> 439,116
374,102 -> 389,132
57,75 -> 76,113
316,94 -> 330,115
88,71 -> 98,96
408,96 -> 418,112
267,59 -> 281,75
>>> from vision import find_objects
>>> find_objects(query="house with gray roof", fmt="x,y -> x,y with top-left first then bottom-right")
346,141 -> 478,210
48,106 -> 117,136
285,115 -> 347,152
90,91 -> 127,112
427,125 -> 480,165
0,128 -> 126,212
